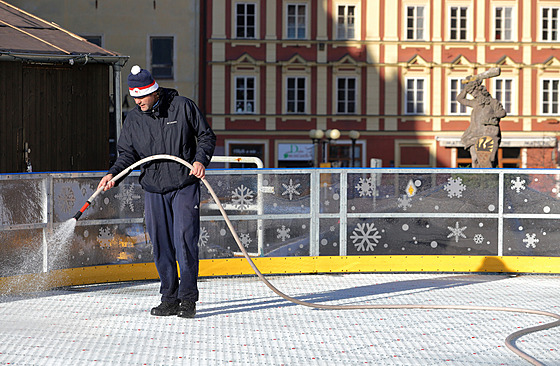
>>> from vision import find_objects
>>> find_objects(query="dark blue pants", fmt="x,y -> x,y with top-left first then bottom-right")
144,183 -> 200,303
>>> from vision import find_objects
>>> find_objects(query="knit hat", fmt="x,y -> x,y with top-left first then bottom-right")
128,65 -> 159,97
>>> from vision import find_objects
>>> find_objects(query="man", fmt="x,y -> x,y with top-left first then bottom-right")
98,65 -> 216,318
458,79 -> 507,168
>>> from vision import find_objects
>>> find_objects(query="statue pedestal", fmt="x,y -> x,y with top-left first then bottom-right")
474,136 -> 497,168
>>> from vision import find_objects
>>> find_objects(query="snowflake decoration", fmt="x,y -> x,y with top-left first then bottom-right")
281,179 -> 301,200
444,177 -> 467,198
350,222 -> 382,251
511,177 -> 526,193
239,233 -> 252,248
473,234 -> 484,245
97,226 -> 113,249
277,225 -> 291,242
523,233 -> 539,248
447,221 -> 467,242
231,184 -> 255,210
355,177 -> 376,197
397,195 -> 412,210
198,226 -> 209,247
114,183 -> 141,212
57,186 -> 76,213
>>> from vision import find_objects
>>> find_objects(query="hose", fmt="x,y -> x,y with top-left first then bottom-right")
75,154 -> 560,366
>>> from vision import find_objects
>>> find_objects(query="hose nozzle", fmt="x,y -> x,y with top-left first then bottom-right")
73,202 -> 91,221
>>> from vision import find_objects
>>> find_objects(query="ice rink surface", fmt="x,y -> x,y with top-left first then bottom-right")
1,273 -> 559,365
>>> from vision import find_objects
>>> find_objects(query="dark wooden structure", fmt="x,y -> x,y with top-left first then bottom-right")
0,1 -> 128,173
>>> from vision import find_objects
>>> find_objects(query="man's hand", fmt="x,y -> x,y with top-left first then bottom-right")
190,161 -> 206,179
98,174 -> 114,191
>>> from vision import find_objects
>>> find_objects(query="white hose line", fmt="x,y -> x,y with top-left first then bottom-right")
112,154 -> 560,366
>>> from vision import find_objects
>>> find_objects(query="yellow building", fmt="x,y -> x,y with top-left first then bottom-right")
9,0 -> 202,108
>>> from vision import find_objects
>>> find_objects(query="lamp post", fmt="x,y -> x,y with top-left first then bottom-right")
349,130 -> 360,167
308,129 -> 324,167
323,129 -> 340,165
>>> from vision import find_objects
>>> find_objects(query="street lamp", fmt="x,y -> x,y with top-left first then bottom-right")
309,129 -> 324,167
323,129 -> 341,164
349,130 -> 361,167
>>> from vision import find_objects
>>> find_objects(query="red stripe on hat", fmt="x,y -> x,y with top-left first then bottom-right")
129,80 -> 156,92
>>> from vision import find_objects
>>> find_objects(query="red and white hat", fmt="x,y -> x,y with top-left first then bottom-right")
127,65 -> 159,97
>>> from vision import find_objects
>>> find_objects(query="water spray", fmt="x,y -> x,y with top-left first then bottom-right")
74,154 -> 559,366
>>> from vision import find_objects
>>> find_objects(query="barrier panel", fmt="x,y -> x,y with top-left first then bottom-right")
1,167 -> 560,292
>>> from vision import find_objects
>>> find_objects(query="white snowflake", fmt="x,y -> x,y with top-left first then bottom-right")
198,226 -> 209,247
350,222 -> 382,251
97,226 -> 113,249
355,177 -> 376,197
57,186 -> 76,213
231,184 -> 255,210
281,179 -> 301,200
444,177 -> 467,198
523,233 -> 539,248
473,234 -> 484,244
397,195 -> 412,210
447,221 -> 467,242
114,183 -> 141,211
277,225 -> 291,242
511,177 -> 526,193
239,233 -> 252,248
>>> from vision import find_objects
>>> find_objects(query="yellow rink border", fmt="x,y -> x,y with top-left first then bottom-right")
1,256 -> 559,294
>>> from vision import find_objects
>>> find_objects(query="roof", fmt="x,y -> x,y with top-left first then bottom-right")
0,0 -> 127,65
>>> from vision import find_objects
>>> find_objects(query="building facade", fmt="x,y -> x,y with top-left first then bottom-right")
204,0 -> 560,168
10,0 -> 202,112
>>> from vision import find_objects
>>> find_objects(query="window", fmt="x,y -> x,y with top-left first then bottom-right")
542,7 -> 559,41
494,78 -> 513,114
450,6 -> 468,40
495,7 -> 513,41
235,76 -> 256,114
336,5 -> 356,39
405,78 -> 425,114
449,78 -> 467,115
228,143 -> 265,168
286,76 -> 306,113
542,79 -> 560,115
406,6 -> 425,40
336,77 -> 356,114
150,36 -> 174,79
236,3 -> 256,38
457,148 -> 520,168
287,4 -> 307,39
329,143 -> 363,167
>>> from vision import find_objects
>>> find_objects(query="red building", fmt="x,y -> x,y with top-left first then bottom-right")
202,0 -> 560,168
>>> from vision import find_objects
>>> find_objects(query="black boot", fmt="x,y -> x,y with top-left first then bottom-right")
177,301 -> 196,318
150,301 -> 180,316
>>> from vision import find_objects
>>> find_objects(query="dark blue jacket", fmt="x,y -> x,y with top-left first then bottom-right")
108,88 -> 216,193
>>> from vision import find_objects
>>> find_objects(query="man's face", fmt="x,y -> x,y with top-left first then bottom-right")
134,92 -> 158,112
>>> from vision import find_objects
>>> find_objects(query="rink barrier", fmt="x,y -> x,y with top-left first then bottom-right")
2,165 -> 560,292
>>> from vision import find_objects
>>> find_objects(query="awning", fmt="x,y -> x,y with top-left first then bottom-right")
436,136 -> 558,148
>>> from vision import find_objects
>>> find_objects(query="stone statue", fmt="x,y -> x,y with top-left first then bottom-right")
458,68 -> 507,168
